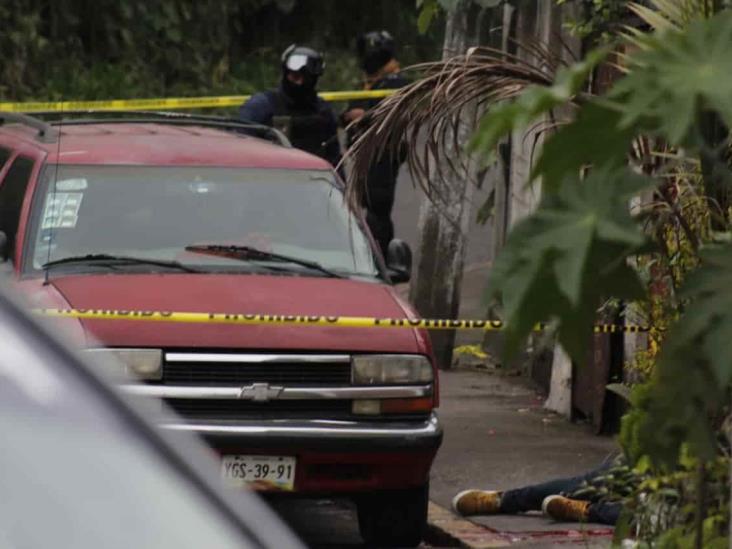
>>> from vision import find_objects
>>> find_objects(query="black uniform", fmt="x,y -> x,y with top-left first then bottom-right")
239,84 -> 340,167
347,72 -> 409,256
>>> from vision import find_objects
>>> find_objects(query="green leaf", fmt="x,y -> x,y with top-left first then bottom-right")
553,46 -> 612,98
417,1 -> 439,34
677,245 -> 732,386
532,102 -> 636,193
486,165 -> 651,360
629,243 -> 732,467
610,11 -> 732,145
533,209 -> 595,306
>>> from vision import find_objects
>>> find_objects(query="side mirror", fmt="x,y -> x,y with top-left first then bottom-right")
386,239 -> 412,284
0,231 -> 7,262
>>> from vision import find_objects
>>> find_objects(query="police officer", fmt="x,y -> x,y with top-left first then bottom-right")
239,45 -> 340,167
342,31 -> 408,256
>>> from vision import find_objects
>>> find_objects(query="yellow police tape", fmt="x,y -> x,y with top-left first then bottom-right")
0,90 -> 396,113
35,308 -> 649,333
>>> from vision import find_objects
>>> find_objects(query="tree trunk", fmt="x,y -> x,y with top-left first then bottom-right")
409,1 -> 479,369
544,344 -> 572,416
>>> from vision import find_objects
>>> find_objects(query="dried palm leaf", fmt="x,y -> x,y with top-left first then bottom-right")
342,44 -> 561,209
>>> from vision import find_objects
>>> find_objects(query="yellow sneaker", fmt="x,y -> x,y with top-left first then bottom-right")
451,490 -> 502,516
542,495 -> 590,522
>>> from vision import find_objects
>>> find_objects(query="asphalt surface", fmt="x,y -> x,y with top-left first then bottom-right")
429,369 -> 616,547
269,498 -> 449,548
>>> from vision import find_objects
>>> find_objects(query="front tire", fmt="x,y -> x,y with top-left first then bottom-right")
356,483 -> 428,547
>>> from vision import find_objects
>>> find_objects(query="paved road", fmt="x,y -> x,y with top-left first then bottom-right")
269,498 -> 448,548
429,369 -> 616,547
265,369 -> 616,548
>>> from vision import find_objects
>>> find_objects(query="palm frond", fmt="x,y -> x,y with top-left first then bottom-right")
342,44 -> 560,209
627,0 -> 715,35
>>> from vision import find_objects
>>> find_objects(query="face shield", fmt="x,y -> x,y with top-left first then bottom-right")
283,50 -> 324,77
285,53 -> 310,72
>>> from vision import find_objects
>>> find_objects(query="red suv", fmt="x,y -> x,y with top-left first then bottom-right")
0,112 -> 442,547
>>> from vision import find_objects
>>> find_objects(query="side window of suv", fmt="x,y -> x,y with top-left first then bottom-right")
0,156 -> 34,259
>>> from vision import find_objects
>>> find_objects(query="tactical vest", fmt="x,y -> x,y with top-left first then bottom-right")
265,90 -> 334,159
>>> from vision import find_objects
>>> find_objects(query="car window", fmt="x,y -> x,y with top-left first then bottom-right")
0,156 -> 33,257
0,312 -> 257,549
28,165 -> 378,277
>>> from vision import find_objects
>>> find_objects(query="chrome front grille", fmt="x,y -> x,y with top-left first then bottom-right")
136,352 -> 433,422
163,352 -> 351,386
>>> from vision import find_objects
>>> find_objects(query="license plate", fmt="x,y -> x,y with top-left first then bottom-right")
220,455 -> 296,491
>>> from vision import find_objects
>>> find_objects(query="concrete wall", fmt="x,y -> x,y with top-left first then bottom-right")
490,2 -> 583,414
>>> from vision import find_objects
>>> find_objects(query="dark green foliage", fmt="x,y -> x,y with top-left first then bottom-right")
556,0 -> 629,44
566,455 -> 641,504
532,103 -> 636,193
0,0 -> 443,102
611,444 -> 730,546
609,11 -> 732,146
485,164 -> 651,360
475,8 -> 732,472
629,244 -> 732,466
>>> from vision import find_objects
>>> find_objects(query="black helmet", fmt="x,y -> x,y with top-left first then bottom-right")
356,30 -> 396,75
281,44 -> 325,77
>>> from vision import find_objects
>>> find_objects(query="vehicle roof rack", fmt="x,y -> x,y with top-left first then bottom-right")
31,110 -> 291,147
0,112 -> 58,143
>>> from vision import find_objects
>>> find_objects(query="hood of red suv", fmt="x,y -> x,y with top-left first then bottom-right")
46,273 -> 421,352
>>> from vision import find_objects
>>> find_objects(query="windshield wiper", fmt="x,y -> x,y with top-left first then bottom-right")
184,244 -> 344,278
42,253 -> 199,273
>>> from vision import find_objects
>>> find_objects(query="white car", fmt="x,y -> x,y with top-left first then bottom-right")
0,288 -> 304,549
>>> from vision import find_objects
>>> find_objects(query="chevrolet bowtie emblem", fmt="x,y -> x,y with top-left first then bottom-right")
239,382 -> 284,402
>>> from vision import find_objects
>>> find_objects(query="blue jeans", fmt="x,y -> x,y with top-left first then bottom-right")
499,463 -> 622,525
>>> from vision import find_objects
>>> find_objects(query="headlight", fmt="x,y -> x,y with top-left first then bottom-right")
351,354 -> 433,385
85,348 -> 163,380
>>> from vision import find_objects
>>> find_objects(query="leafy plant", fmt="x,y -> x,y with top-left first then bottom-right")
556,0 -> 629,43
478,9 -> 732,469
485,163 -> 651,359
347,1 -> 732,544
351,0 -> 732,427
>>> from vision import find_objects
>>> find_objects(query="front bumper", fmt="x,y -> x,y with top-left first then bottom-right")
161,413 -> 443,493
162,413 -> 441,450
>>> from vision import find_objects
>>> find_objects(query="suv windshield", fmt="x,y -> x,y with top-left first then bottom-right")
27,166 -> 378,278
